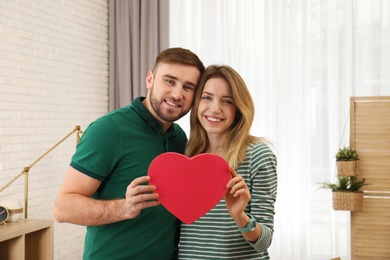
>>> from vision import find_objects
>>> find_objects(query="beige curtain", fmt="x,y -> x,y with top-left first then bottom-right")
108,0 -> 169,111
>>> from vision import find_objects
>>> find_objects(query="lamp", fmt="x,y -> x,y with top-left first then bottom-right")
0,125 -> 83,219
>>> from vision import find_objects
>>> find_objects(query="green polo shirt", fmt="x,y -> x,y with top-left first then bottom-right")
70,97 -> 187,260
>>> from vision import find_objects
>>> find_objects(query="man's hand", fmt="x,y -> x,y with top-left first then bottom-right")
124,175 -> 160,219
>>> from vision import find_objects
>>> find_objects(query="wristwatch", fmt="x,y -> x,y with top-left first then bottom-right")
238,213 -> 257,233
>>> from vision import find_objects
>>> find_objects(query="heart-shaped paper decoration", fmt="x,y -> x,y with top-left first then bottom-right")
148,152 -> 231,224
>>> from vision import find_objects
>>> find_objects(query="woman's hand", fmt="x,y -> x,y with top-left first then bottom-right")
225,166 -> 251,219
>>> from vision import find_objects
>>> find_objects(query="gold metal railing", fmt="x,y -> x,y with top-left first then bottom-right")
0,125 -> 83,219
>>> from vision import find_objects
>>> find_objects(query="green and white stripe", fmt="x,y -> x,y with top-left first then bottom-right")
179,142 -> 277,260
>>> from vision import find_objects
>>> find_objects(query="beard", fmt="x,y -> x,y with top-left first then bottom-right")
149,89 -> 188,122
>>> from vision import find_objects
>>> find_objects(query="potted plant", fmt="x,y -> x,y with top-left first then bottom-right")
320,176 -> 368,211
336,147 -> 359,176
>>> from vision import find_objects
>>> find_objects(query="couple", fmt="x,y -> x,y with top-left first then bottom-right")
53,47 -> 277,260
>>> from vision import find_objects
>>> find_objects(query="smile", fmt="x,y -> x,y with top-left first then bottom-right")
206,116 -> 223,122
165,100 -> 180,107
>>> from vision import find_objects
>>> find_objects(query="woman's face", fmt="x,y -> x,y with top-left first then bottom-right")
197,77 -> 237,137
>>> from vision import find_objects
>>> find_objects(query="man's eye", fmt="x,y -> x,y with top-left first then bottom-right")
166,79 -> 175,85
184,85 -> 195,91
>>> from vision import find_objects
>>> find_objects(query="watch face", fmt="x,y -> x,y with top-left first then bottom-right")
250,220 -> 256,231
0,206 -> 9,223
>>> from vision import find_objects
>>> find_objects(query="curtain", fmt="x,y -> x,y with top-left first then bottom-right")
169,0 -> 390,259
108,0 -> 169,111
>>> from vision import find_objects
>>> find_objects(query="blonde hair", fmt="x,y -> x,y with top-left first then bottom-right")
185,65 -> 262,168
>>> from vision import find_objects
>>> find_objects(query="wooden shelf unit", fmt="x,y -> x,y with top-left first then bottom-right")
0,219 -> 53,260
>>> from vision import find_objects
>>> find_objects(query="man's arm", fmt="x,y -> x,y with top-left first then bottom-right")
53,167 -> 160,226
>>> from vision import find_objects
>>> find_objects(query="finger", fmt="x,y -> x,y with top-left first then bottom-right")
229,166 -> 237,177
127,184 -> 156,197
125,198 -> 160,218
127,176 -> 156,195
226,175 -> 244,188
226,170 -> 238,188
231,187 -> 250,197
130,192 -> 159,203
129,175 -> 151,188
229,182 -> 243,193
132,200 -> 160,211
126,190 -> 160,213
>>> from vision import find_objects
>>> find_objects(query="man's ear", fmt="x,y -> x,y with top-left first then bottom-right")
146,71 -> 154,90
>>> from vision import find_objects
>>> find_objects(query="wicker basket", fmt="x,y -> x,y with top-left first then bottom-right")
332,191 -> 364,211
336,160 -> 359,176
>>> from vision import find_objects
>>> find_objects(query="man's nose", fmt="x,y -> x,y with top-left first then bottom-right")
171,86 -> 184,100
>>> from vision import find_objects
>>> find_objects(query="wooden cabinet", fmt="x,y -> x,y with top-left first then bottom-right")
0,219 -> 53,260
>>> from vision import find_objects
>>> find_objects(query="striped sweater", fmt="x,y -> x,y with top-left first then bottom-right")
178,141 -> 277,260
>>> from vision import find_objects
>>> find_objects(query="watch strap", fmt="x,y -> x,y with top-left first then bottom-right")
237,213 -> 256,233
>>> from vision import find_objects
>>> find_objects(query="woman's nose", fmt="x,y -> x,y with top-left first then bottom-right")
209,101 -> 222,113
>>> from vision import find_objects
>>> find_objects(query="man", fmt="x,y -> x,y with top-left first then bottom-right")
53,47 -> 205,259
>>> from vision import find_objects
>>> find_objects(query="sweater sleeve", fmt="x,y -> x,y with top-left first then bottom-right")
246,142 -> 278,252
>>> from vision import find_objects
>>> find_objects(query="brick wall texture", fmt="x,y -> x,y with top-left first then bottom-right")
0,0 -> 108,259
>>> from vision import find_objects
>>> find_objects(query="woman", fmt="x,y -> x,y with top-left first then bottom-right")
179,65 -> 277,259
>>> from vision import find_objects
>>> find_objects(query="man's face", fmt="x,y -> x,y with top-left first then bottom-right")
146,63 -> 201,125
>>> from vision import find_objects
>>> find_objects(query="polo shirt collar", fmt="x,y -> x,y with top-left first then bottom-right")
131,96 -> 177,137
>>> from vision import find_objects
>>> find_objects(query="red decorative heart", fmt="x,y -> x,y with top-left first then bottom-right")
148,152 -> 231,224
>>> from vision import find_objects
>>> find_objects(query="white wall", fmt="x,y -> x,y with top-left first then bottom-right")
0,0 -> 108,259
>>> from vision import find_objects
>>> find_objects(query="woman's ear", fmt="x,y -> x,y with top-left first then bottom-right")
146,71 -> 154,90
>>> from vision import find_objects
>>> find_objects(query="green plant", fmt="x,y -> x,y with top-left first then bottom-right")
320,176 -> 367,192
335,147 -> 359,161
